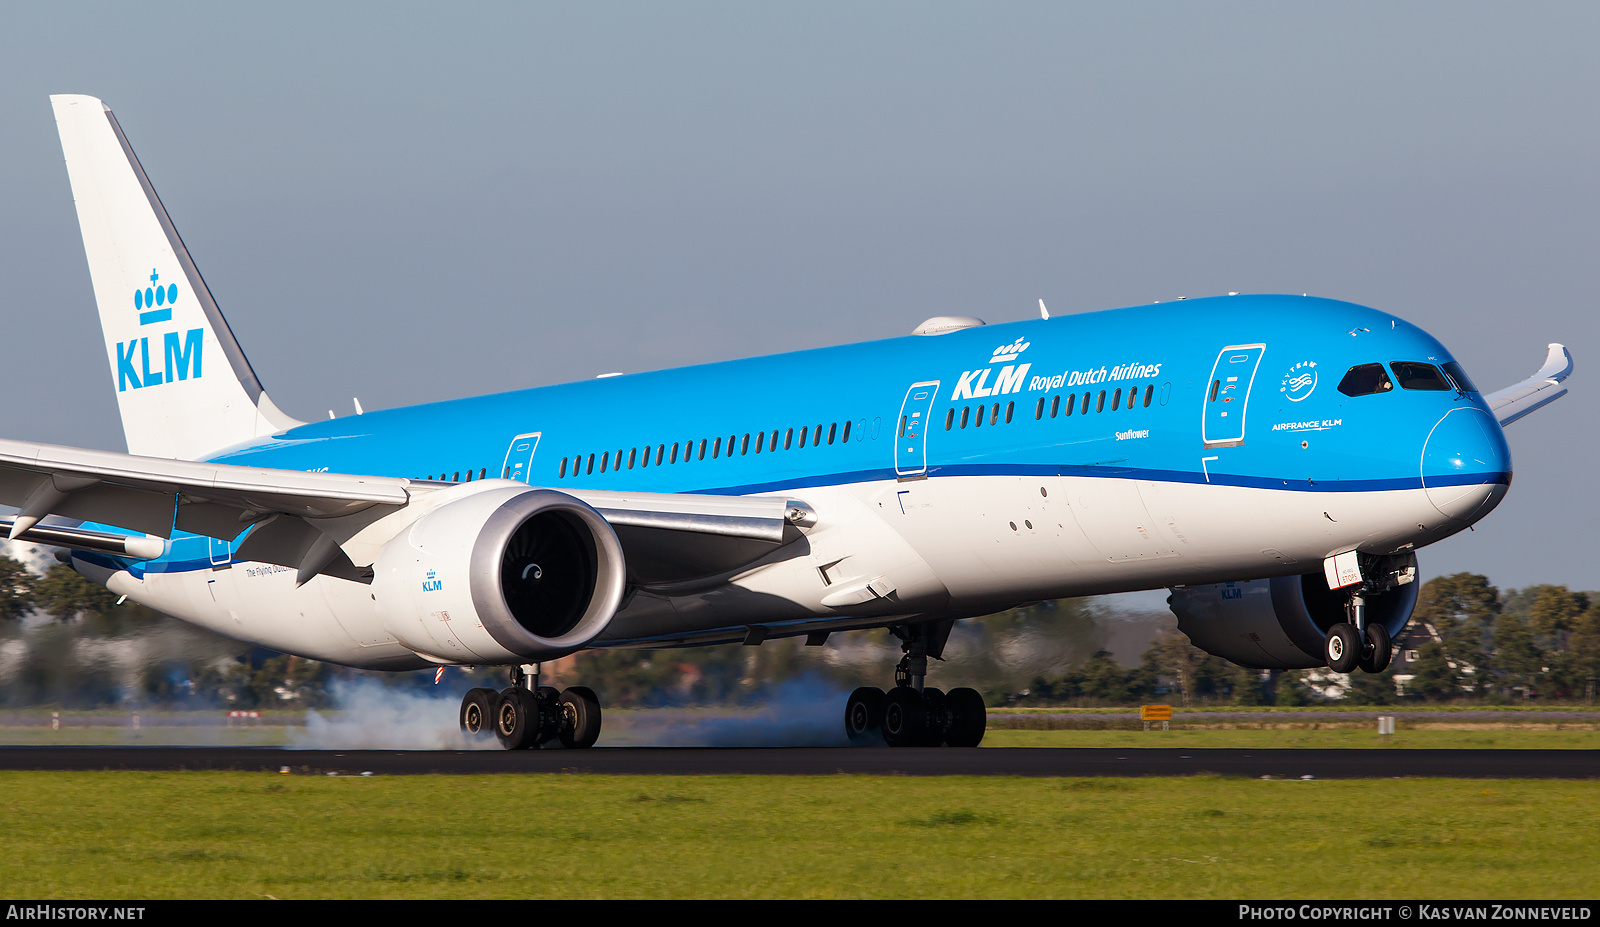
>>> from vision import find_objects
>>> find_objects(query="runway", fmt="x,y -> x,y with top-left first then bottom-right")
1,745 -> 1597,778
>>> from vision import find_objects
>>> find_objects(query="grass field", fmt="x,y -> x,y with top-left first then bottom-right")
0,771 -> 1596,899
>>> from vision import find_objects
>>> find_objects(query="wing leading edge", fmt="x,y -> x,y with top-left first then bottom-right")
0,437 -> 808,586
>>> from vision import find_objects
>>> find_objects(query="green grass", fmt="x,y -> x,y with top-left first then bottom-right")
0,772 -> 1596,898
983,728 -> 1600,749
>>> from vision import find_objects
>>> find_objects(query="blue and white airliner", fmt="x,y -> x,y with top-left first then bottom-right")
11,95 -> 1571,748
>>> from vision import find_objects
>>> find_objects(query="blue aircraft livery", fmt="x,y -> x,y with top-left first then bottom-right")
18,93 -> 1569,749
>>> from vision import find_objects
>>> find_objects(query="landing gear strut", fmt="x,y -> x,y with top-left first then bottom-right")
459,663 -> 603,750
843,621 -> 986,747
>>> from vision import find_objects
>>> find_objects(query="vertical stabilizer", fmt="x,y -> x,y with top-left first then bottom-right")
51,94 -> 302,460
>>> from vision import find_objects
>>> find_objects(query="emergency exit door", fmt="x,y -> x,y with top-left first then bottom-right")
1202,345 -> 1266,447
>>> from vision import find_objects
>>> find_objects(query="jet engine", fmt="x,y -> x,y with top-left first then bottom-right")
1167,555 -> 1417,669
370,485 -> 626,663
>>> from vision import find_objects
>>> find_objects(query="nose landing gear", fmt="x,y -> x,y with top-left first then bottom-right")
1324,590 -> 1394,674
460,664 -> 604,750
844,621 -> 987,747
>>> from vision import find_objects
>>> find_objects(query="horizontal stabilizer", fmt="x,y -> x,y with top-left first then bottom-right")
1484,343 -> 1573,427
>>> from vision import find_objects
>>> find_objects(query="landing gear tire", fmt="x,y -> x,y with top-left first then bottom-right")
494,687 -> 539,750
944,687 -> 987,748
534,686 -> 562,746
1361,623 -> 1393,674
920,687 -> 948,747
844,687 -> 886,745
459,687 -> 497,739
882,685 -> 927,748
1325,622 -> 1362,674
558,686 -> 602,749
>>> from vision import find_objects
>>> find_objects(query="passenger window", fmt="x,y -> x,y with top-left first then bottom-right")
974,405 -> 984,428
1111,389 -> 1121,411
785,428 -> 794,450
1005,401 -> 1014,424
559,458 -> 568,478
814,424 -> 823,447
1080,393 -> 1090,415
800,426 -> 809,447
712,437 -> 721,459
1051,395 -> 1060,418
1442,361 -> 1478,393
742,433 -> 751,455
657,445 -> 665,466
480,468 -> 487,480
828,423 -> 837,445
1035,397 -> 1045,420
600,453 -> 609,473
586,454 -> 595,475
698,439 -> 707,460
989,403 -> 999,425
960,406 -> 970,429
755,432 -> 764,453
1144,384 -> 1153,407
947,408 -> 956,430
1337,363 -> 1394,397
1391,362 -> 1451,391
842,420 -> 852,442
628,448 -> 637,469
1096,390 -> 1106,413
670,443 -> 680,464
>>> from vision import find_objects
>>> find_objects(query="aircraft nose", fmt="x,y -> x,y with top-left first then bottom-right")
1421,407 -> 1511,522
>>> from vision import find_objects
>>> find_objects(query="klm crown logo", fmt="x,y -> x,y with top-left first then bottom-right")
989,337 -> 1030,364
116,268 -> 203,393
134,269 -> 177,326
422,570 -> 443,592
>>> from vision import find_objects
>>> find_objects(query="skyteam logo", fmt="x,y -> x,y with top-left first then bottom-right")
952,337 -> 1032,400
117,268 -> 203,393
1279,361 -> 1318,402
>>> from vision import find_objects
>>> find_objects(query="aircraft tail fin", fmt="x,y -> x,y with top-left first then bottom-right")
50,94 -> 302,460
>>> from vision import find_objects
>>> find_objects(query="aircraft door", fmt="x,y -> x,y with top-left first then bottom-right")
1202,344 -> 1266,447
208,535 -> 231,567
894,381 -> 940,479
500,432 -> 542,482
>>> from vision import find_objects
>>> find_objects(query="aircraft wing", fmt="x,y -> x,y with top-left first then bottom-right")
1484,343 -> 1573,427
0,437 -> 806,584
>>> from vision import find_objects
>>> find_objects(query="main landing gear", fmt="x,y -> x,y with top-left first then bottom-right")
1324,590 -> 1393,675
460,663 -> 603,750
844,621 -> 986,747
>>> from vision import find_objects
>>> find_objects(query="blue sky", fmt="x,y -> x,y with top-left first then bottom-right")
1,2 -> 1595,590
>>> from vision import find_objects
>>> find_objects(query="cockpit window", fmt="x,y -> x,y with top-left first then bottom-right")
1337,363 -> 1393,397
1441,361 -> 1478,393
1391,362 -> 1451,391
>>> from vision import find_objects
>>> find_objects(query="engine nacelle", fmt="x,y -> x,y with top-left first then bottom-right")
1167,560 -> 1418,669
371,485 -> 626,663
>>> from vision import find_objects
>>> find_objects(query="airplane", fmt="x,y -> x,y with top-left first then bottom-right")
7,94 -> 1570,749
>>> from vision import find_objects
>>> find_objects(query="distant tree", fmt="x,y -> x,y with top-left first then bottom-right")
1488,612 -> 1542,700
1521,585 -> 1588,650
1140,629 -> 1234,706
1411,573 -> 1499,694
1076,650 -> 1138,703
33,564 -> 119,621
1566,605 -> 1600,703
1404,642 -> 1465,701
0,555 -> 36,620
